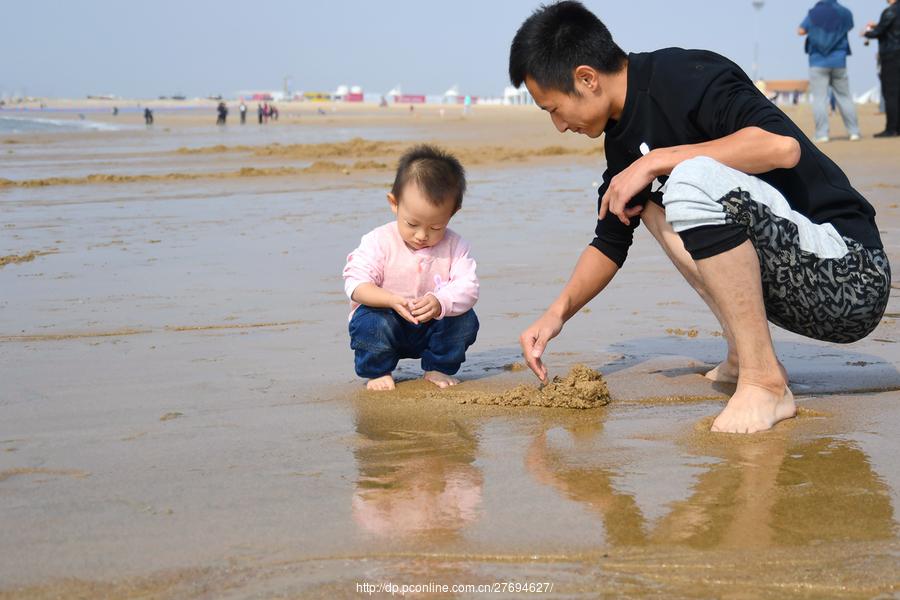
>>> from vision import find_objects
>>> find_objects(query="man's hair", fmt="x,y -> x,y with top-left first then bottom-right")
509,1 -> 627,94
391,144 -> 467,212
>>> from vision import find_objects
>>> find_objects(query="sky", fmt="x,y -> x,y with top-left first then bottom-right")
0,0 -> 890,99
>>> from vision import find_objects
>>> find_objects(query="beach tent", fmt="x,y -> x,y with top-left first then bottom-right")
855,85 -> 881,105
443,85 -> 460,104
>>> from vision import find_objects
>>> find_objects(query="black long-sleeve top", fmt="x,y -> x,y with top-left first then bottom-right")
590,48 -> 882,268
864,3 -> 900,56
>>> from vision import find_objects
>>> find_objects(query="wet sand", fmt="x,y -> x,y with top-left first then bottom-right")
1,102 -> 899,597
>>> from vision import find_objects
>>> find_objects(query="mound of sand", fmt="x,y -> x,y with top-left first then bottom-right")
454,364 -> 611,409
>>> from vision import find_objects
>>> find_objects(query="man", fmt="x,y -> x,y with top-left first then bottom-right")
798,0 -> 861,142
509,2 -> 891,433
863,0 -> 900,137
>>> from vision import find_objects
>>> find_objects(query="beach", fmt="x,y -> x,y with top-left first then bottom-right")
1,100 -> 899,598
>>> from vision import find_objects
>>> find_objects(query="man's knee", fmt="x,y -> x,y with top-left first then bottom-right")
662,157 -> 756,260
662,156 -> 736,231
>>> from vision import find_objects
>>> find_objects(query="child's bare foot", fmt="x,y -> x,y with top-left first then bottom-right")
424,371 -> 459,388
711,383 -> 796,434
367,374 -> 395,391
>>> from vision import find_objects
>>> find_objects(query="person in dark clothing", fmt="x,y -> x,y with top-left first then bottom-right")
239,101 -> 247,124
144,107 -> 153,125
257,103 -> 264,124
863,0 -> 900,136
509,1 -> 890,434
216,101 -> 228,125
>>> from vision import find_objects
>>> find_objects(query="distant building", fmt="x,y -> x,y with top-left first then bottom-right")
334,84 -> 364,102
302,91 -> 332,102
503,86 -> 534,105
760,80 -> 809,105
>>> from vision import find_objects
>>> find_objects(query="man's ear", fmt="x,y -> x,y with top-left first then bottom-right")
574,65 -> 599,92
387,192 -> 399,215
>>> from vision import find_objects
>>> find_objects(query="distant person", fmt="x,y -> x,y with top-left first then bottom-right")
509,1 -> 890,433
342,145 -> 479,391
263,102 -> 270,123
144,107 -> 153,125
270,104 -> 279,120
863,0 -> 900,137
798,0 -> 860,142
239,101 -> 247,124
112,106 -> 119,116
216,101 -> 228,125
379,95 -> 388,107
463,94 -> 472,116
257,103 -> 264,124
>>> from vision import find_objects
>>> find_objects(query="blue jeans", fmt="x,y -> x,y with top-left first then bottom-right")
349,306 -> 479,378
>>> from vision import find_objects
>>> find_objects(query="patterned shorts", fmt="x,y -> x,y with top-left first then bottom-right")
719,189 -> 890,343
663,156 -> 891,344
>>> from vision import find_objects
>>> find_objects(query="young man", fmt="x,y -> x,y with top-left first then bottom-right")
509,1 -> 891,433
797,0 -> 861,142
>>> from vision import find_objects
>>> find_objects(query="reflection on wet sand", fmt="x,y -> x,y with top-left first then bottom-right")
527,423 -> 894,550
351,400 -> 483,541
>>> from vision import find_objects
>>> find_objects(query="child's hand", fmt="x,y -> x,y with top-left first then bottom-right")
390,295 -> 418,324
410,294 -> 441,323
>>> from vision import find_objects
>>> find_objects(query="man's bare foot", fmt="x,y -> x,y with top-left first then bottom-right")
705,360 -> 788,385
705,359 -> 739,383
711,383 -> 796,434
424,371 -> 459,388
366,374 -> 395,391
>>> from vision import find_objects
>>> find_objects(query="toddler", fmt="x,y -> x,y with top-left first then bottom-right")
343,145 -> 479,390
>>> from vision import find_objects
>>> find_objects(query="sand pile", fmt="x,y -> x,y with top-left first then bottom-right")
454,364 -> 611,409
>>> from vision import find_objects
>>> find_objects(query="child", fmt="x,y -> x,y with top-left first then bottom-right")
343,145 -> 479,391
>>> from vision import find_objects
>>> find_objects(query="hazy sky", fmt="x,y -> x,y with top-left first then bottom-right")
0,0 -> 890,98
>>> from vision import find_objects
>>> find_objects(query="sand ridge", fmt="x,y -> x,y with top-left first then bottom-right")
0,250 -> 57,267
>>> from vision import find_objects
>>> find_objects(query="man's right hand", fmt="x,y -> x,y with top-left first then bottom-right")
519,312 -> 564,383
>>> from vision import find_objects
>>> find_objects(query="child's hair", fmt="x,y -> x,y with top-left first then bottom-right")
391,144 -> 467,212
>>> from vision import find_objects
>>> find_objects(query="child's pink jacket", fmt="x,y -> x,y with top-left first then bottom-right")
343,222 -> 479,320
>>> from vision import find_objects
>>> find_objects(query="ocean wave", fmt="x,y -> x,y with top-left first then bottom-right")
0,115 -> 123,133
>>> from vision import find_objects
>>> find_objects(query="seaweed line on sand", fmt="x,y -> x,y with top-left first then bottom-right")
0,249 -> 57,267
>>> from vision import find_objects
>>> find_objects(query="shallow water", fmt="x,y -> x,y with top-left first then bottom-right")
1,124 -> 899,597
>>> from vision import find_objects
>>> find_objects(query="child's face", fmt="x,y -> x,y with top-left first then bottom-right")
388,183 -> 456,251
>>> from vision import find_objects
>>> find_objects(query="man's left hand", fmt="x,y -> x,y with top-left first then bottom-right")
599,153 -> 657,226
